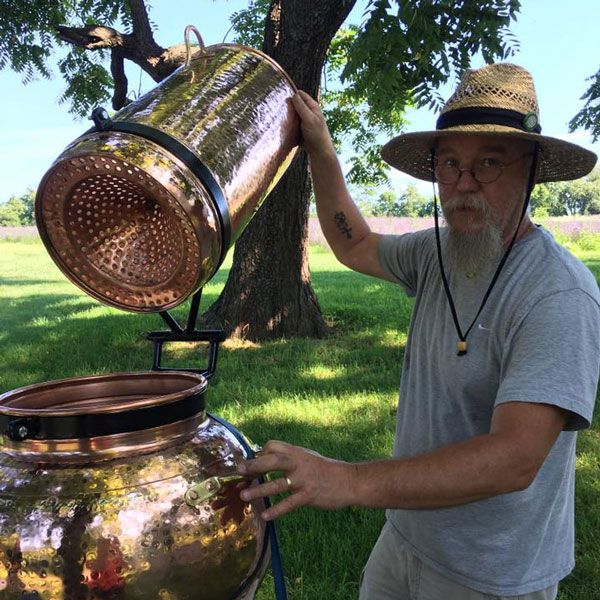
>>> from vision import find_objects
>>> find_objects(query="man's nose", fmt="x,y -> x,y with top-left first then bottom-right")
455,168 -> 481,192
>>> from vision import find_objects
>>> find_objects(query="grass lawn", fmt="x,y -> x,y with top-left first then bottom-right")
1,237 -> 599,600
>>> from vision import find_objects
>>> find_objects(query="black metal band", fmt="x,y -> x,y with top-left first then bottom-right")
88,113 -> 231,268
1,391 -> 205,441
436,107 -> 542,134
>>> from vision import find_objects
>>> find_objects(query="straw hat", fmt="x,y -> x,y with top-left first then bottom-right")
381,63 -> 597,183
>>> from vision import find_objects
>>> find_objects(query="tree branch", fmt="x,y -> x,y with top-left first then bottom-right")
110,48 -> 130,110
56,24 -> 125,50
127,0 -> 154,44
56,22 -> 186,83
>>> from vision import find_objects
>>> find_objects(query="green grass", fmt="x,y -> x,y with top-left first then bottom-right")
1,239 -> 599,600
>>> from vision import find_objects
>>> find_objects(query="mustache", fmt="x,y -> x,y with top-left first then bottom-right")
443,193 -> 490,214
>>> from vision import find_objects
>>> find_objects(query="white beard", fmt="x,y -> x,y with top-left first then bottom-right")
441,193 -> 503,277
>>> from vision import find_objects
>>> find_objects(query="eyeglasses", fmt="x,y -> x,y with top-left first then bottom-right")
433,154 -> 532,185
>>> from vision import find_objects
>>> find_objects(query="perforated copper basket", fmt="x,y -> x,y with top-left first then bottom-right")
36,27 -> 299,313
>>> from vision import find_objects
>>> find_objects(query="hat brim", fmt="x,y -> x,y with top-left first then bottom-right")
381,125 -> 598,183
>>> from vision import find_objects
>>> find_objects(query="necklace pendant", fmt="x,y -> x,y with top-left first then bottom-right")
457,340 -> 467,356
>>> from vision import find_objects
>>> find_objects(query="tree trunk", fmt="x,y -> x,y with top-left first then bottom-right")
203,0 -> 356,340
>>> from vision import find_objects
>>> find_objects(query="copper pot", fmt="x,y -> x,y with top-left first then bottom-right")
35,27 -> 300,313
0,372 -> 267,599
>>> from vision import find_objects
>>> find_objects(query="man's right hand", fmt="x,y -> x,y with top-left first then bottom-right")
291,90 -> 336,158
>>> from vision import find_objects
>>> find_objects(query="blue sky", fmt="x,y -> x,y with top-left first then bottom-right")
0,0 -> 599,201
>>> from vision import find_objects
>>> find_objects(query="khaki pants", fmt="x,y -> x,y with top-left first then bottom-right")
359,522 -> 559,600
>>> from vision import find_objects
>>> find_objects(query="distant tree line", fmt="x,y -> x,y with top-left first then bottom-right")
529,169 -> 600,217
0,190 -> 35,226
357,184 -> 435,217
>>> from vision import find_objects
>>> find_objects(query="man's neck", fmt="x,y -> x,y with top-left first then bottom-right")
504,216 -> 535,247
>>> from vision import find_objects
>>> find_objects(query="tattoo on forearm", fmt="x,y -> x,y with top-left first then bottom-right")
334,211 -> 353,239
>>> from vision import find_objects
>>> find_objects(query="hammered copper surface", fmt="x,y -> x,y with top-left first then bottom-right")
36,42 -> 299,313
116,44 -> 300,237
0,374 -> 267,599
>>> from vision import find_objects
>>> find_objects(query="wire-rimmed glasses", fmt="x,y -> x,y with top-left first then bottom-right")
434,154 -> 532,184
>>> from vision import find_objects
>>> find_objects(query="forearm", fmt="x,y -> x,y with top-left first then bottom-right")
348,432 -> 535,510
291,91 -> 385,276
309,146 -> 372,262
240,393 -> 565,521
239,432 -> 536,520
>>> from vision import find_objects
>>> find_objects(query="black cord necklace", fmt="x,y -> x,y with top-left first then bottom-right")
430,146 -> 539,356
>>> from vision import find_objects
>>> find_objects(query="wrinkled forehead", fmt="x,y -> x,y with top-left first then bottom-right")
435,134 -> 534,157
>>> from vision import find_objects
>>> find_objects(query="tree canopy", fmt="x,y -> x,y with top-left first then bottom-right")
230,0 -> 523,184
0,190 -> 35,226
570,67 -> 600,142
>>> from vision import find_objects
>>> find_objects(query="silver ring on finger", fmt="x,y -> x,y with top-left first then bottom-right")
284,476 -> 293,491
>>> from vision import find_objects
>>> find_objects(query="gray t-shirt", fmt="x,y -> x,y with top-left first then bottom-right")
378,226 -> 600,596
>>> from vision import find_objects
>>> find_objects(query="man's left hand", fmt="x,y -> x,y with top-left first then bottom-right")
237,440 -> 356,520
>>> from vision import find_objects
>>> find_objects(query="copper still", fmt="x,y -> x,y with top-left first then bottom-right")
3,25 -> 299,600
0,372 -> 267,599
35,26 -> 300,313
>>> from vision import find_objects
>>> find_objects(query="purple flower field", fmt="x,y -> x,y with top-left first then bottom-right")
2,218 -> 600,243
307,216 -> 600,248
0,226 -> 38,238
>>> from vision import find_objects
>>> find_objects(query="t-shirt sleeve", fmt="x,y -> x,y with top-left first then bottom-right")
378,230 -> 433,296
495,288 -> 600,430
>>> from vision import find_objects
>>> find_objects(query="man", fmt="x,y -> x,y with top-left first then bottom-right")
237,64 -> 600,599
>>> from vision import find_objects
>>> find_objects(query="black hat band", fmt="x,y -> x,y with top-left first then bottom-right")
436,107 -> 542,134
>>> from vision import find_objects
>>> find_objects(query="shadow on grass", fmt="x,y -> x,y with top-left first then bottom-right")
228,408 -> 396,463
559,444 -> 600,600
207,335 -> 405,405
0,293 -> 98,329
0,268 -> 410,399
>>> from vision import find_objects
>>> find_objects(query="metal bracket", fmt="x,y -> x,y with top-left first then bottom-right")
90,107 -> 113,131
146,288 -> 226,378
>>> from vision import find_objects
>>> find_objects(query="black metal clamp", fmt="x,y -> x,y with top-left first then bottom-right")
2,392 -> 206,442
90,107 -> 113,131
6,417 -> 39,442
146,288 -> 226,379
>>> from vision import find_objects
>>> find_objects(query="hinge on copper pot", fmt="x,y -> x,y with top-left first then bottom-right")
184,474 -> 247,507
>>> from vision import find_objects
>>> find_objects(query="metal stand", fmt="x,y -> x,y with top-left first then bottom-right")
146,289 -> 226,378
